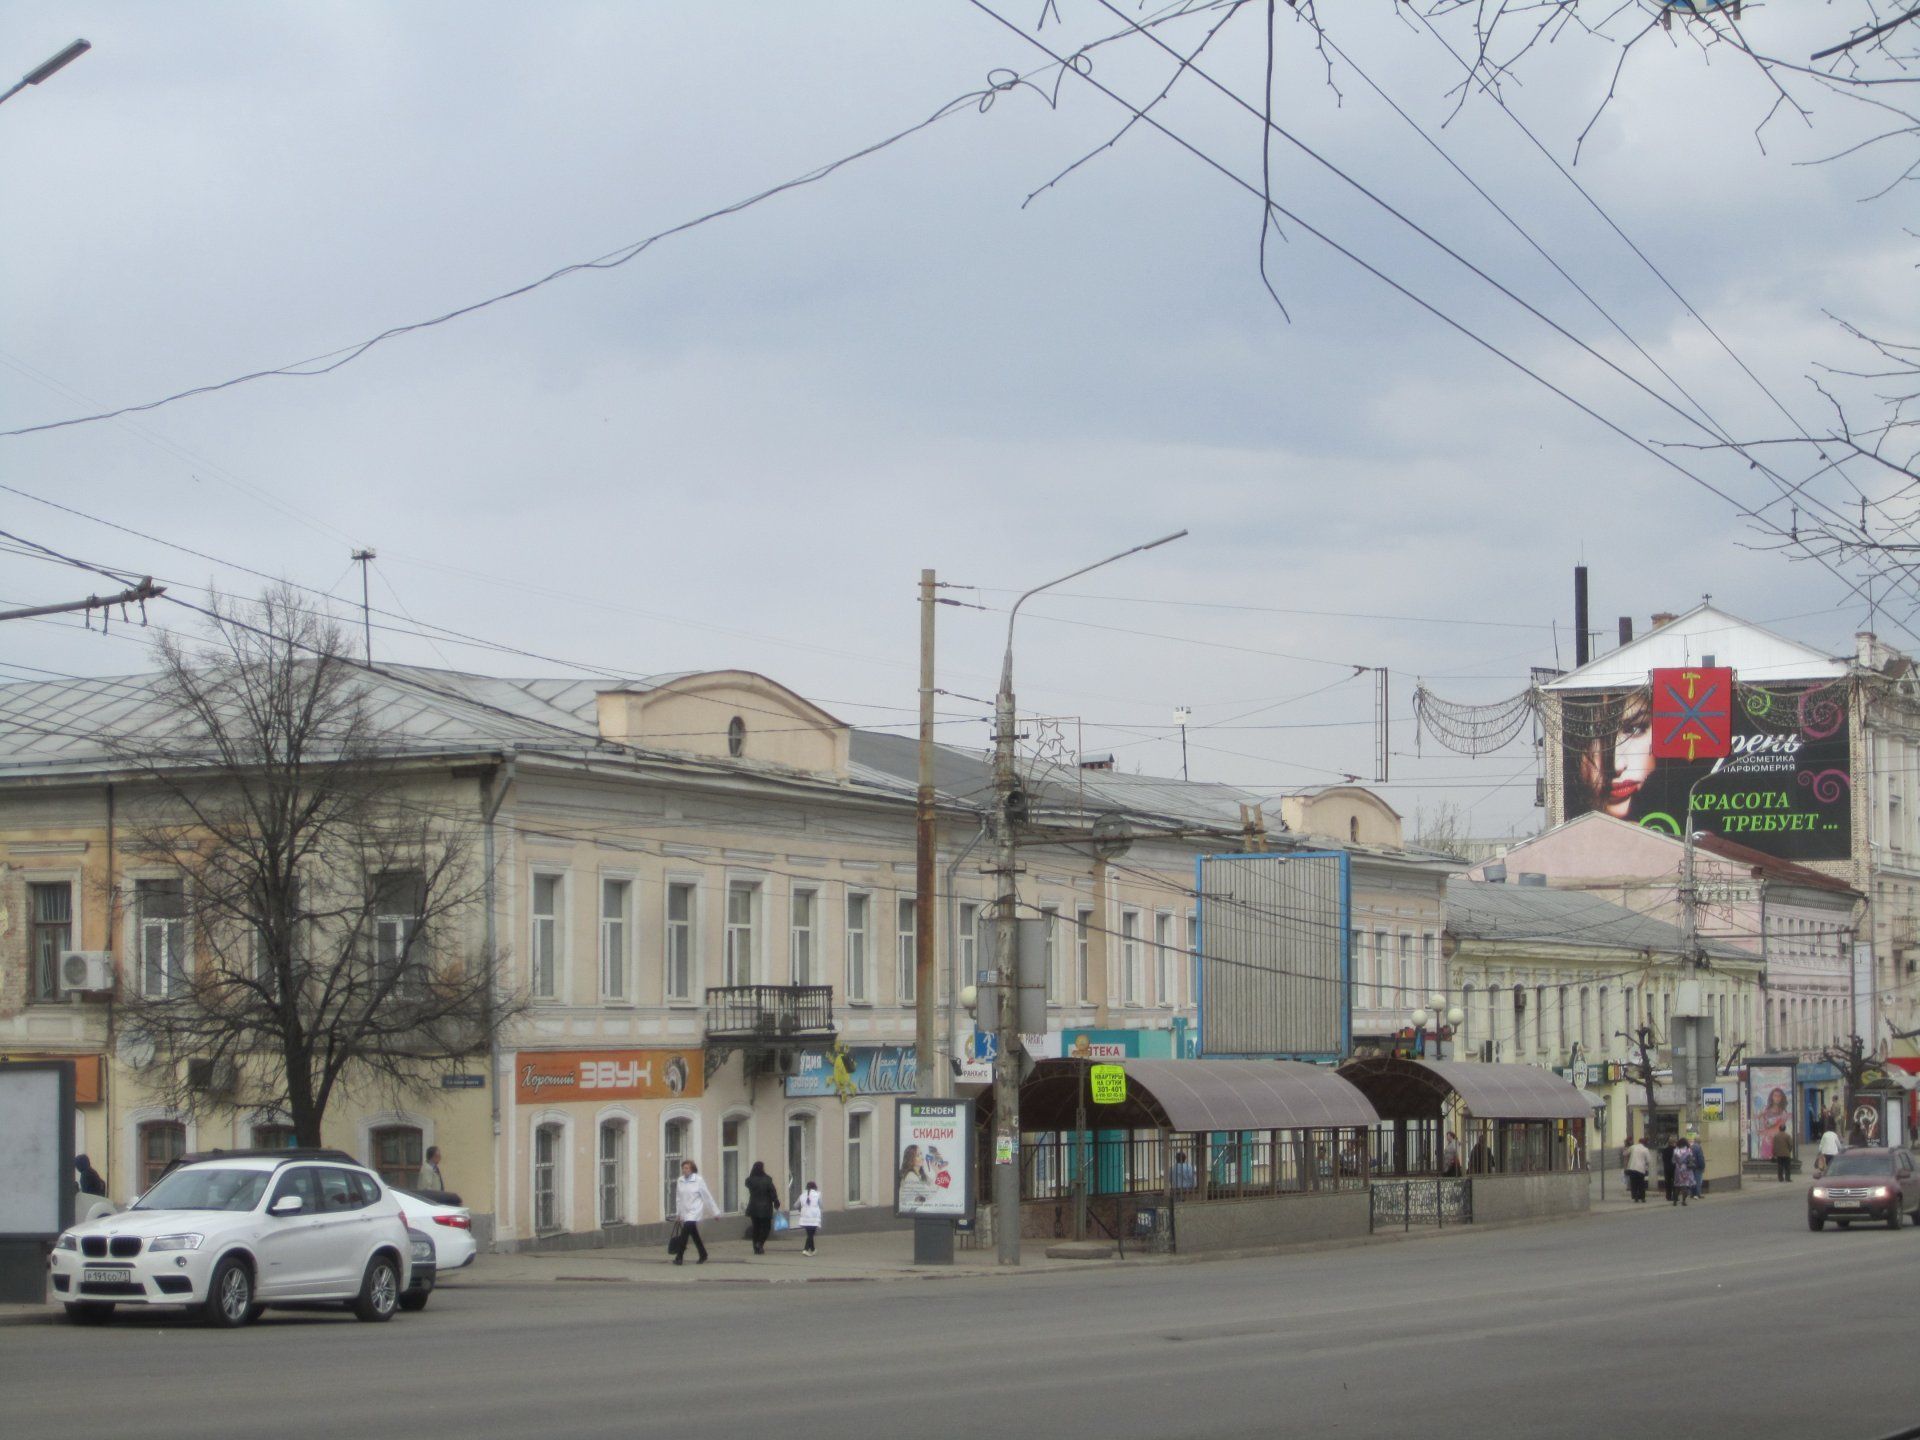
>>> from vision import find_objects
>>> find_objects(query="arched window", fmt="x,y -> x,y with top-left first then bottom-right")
137,1120 -> 185,1192
369,1124 -> 424,1189
534,1122 -> 563,1233
598,1119 -> 628,1227
1459,983 -> 1475,1047
720,1114 -> 747,1213
663,1116 -> 692,1219
1348,816 -> 1359,842
727,716 -> 746,758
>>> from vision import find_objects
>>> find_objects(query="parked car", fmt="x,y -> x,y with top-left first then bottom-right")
1808,1147 -> 1920,1230
401,1227 -> 436,1312
48,1149 -> 411,1327
394,1189 -> 477,1272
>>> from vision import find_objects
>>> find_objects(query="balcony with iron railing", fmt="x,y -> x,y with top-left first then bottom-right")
704,985 -> 836,1045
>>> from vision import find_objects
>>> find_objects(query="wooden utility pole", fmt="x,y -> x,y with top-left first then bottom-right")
912,569 -> 951,1265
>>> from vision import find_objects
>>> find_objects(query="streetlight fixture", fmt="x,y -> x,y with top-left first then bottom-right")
989,529 -> 1187,1266
0,40 -> 91,108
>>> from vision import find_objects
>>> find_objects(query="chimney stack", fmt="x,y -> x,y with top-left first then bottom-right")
1651,612 -> 1677,629
1574,566 -> 1590,667
1618,616 -> 1633,646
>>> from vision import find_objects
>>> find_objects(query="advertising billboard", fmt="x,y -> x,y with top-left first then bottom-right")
1561,679 -> 1851,861
513,1048 -> 703,1104
894,1098 -> 974,1220
785,1045 -> 918,1099
1196,851 -> 1350,1060
1747,1064 -> 1796,1161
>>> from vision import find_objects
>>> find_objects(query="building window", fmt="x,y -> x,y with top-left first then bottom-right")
663,1117 -> 691,1219
372,869 -> 425,987
1186,912 -> 1199,1007
1075,907 -> 1093,1003
955,901 -> 980,998
1042,907 -> 1061,1003
599,1120 -> 628,1227
1423,932 -> 1439,994
137,1120 -> 185,1193
791,888 -> 817,985
846,893 -> 871,1003
1402,936 -> 1419,1007
665,882 -> 695,1002
721,1116 -> 745,1213
533,1123 -> 562,1232
1352,930 -> 1370,1008
1154,912 -> 1176,1006
897,897 -> 917,1004
725,881 -> 759,987
370,1125 -> 424,1189
727,716 -> 746,758
847,1110 -> 871,1205
599,878 -> 630,1000
1374,930 -> 1392,1003
530,873 -> 563,999
251,1124 -> 298,1149
29,881 -> 72,1001
1460,984 -> 1475,1047
1120,910 -> 1142,1006
134,878 -> 187,998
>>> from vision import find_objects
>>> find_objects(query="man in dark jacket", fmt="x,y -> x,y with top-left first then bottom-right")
744,1161 -> 781,1254
74,1154 -> 107,1197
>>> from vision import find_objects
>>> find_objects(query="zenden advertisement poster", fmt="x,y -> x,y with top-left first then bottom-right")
1562,680 -> 1851,862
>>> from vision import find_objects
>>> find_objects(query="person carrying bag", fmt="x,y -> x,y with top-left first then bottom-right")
671,1160 -> 719,1265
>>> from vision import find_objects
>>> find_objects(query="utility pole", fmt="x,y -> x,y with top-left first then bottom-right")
991,531 -> 1186,1266
351,549 -> 375,662
913,568 -> 950,1265
0,576 -> 161,625
1174,705 -> 1190,781
1678,777 -> 1710,1138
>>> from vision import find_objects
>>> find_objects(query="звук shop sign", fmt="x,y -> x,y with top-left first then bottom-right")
514,1048 -> 704,1104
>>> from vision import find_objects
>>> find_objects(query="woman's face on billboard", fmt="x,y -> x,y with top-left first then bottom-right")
1582,695 -> 1655,818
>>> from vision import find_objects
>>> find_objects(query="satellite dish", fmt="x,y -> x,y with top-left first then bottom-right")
1092,813 -> 1133,862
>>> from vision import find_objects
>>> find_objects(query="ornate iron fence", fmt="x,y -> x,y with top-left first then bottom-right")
1369,1177 -> 1473,1232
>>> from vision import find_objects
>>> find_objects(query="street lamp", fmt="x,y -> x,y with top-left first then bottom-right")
1411,993 -> 1465,1174
989,529 -> 1187,1266
0,40 -> 91,108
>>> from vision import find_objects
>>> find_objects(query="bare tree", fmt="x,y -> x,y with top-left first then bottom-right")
1617,1021 -> 1663,1137
114,587 -> 521,1146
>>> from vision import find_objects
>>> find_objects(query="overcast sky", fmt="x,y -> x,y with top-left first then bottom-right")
2,2 -> 1911,838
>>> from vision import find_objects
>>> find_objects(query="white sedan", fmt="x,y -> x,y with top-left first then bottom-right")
394,1190 -> 477,1271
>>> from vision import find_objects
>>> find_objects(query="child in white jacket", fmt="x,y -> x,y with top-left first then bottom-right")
796,1181 -> 823,1256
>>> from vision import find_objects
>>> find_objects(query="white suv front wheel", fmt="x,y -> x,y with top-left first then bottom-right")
352,1255 -> 399,1322
204,1256 -> 254,1329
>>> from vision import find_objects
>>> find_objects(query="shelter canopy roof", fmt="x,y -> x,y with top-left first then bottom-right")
1337,1057 -> 1589,1122
1015,1058 -> 1380,1133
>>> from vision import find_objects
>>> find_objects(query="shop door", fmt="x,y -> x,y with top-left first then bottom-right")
786,1115 -> 815,1207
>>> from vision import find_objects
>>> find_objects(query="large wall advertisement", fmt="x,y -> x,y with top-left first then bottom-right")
1561,680 -> 1852,861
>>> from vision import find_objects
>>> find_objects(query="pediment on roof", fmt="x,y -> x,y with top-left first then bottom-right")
594,670 -> 849,779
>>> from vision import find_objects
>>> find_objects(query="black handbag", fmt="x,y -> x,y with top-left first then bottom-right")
667,1221 -> 686,1256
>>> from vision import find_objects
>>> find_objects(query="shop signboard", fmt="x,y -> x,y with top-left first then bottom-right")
894,1098 -> 974,1220
1562,678 -> 1851,861
513,1048 -> 703,1104
1747,1064 -> 1796,1160
785,1045 -> 918,1099
1089,1065 -> 1127,1104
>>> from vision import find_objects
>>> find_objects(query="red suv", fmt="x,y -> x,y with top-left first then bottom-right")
1808,1147 -> 1920,1230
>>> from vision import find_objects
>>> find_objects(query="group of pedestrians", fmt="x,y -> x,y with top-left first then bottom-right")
1618,1134 -> 1708,1205
670,1159 -> 823,1266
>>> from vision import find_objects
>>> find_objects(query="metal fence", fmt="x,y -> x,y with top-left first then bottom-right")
1018,1126 -> 1371,1205
702,984 -> 834,1037
1369,1177 -> 1473,1232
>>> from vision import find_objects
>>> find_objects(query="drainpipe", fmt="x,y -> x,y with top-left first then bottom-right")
943,818 -> 989,1097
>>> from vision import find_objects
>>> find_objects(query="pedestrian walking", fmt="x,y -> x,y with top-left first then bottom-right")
1659,1137 -> 1677,1198
1816,1124 -> 1841,1178
744,1159 -> 780,1254
417,1145 -> 445,1193
1671,1139 -> 1696,1206
1772,1128 -> 1794,1183
1623,1136 -> 1652,1203
672,1160 -> 719,1265
1688,1137 -> 1706,1200
1442,1131 -> 1461,1178
796,1181 -> 822,1255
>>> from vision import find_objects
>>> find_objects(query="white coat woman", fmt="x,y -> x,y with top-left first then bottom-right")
795,1181 -> 823,1256
673,1160 -> 720,1265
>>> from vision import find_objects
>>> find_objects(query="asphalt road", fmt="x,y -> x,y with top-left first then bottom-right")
8,1183 -> 1916,1440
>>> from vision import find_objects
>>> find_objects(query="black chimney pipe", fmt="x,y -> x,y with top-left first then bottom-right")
1619,616 -> 1633,646
1574,566 -> 1590,667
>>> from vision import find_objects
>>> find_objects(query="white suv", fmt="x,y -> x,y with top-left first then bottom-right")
49,1150 -> 412,1327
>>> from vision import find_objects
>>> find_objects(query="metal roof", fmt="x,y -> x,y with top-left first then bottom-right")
1338,1057 -> 1591,1121
1446,878 -> 1751,962
1016,1058 -> 1380,1133
1539,604 -> 1845,691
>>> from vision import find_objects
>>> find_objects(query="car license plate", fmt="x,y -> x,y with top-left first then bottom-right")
81,1267 -> 131,1284
1834,1200 -> 1861,1209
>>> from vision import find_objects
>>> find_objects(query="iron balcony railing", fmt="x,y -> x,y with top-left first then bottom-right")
704,984 -> 835,1041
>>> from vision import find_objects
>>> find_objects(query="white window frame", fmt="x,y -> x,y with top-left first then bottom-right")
959,901 -> 981,997
790,885 -> 818,986
1075,906 -> 1093,1004
845,890 -> 871,1004
27,873 -> 78,1003
530,870 -> 565,1001
664,879 -> 699,1005
1185,911 -> 1199,1011
597,1114 -> 631,1227
134,876 -> 188,999
599,875 -> 632,1002
660,1110 -> 698,1221
531,1114 -> 570,1234
1041,906 -> 1061,1004
846,1106 -> 874,1207
1120,909 -> 1143,1007
896,896 -> 917,1005
724,879 -> 762,987
719,1110 -> 750,1215
1154,911 -> 1176,1007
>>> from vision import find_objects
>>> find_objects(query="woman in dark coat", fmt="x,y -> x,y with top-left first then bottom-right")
744,1160 -> 781,1255
74,1154 -> 107,1197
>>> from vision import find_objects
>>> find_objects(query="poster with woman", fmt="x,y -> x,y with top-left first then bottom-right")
1562,681 -> 1851,862
1747,1065 -> 1796,1160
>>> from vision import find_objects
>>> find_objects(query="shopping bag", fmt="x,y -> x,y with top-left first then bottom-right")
773,1212 -> 790,1233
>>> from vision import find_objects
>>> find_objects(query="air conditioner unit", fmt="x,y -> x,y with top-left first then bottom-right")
60,951 -> 115,993
186,1058 -> 236,1095
774,1049 -> 802,1078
